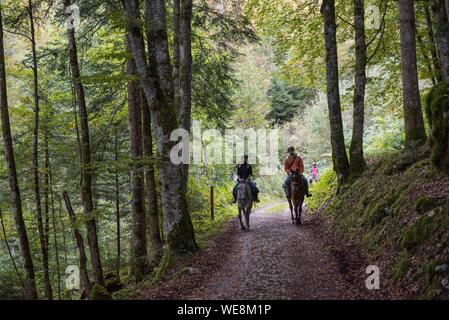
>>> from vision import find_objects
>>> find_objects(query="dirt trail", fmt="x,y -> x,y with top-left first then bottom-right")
139,204 -> 381,300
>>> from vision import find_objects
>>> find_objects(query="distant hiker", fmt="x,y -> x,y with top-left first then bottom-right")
232,155 -> 260,203
310,163 -> 319,183
283,147 -> 311,198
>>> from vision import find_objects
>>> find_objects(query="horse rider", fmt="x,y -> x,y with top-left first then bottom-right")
231,155 -> 260,203
283,146 -> 312,198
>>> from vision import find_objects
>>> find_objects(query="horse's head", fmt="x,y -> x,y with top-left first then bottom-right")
290,169 -> 301,183
237,180 -> 249,200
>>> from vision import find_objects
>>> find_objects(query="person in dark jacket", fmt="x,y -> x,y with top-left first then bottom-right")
231,155 -> 260,203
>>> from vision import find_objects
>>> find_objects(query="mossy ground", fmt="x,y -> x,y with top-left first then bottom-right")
309,146 -> 449,298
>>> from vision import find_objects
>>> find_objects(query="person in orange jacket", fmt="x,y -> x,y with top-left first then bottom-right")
283,146 -> 312,198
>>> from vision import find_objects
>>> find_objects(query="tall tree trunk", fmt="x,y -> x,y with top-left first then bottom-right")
180,0 -> 193,132
431,0 -> 449,80
425,4 -> 442,82
125,35 -> 149,281
63,192 -> 92,297
180,0 -> 193,186
173,0 -> 181,112
51,191 -> 61,299
64,0 -> 104,286
47,147 -> 61,299
43,127 -> 51,256
399,0 -> 427,147
321,0 -> 350,186
28,0 -> 53,300
114,129 -> 121,279
123,0 -> 197,255
446,0 -> 449,20
349,0 -> 367,176
141,90 -> 162,267
0,208 -> 26,292
0,8 -> 38,300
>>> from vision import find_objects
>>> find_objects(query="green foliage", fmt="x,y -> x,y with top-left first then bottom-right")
266,78 -> 314,125
308,168 -> 337,212
230,43 -> 274,129
188,174 -> 235,249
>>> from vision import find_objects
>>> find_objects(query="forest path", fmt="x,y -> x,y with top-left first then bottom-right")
139,203 -> 376,300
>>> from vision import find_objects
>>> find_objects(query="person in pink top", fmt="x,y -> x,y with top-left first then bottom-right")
310,163 -> 319,183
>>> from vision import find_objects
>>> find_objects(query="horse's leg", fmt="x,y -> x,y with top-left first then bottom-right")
287,197 -> 294,223
238,207 -> 245,230
245,206 -> 250,230
293,202 -> 298,225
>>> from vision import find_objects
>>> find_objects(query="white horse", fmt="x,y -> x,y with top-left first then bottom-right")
237,180 -> 253,230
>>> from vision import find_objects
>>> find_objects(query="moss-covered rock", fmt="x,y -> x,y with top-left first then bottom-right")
415,196 -> 446,214
401,214 -> 439,251
104,273 -> 123,294
424,259 -> 449,299
393,257 -> 411,282
89,284 -> 113,300
111,288 -> 138,300
425,81 -> 449,173
105,278 -> 122,291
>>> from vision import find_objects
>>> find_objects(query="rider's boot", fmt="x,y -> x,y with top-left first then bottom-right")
231,196 -> 237,203
254,193 -> 260,203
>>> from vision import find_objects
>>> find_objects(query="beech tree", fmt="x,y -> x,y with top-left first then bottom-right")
321,0 -> 350,186
399,0 -> 427,147
0,6 -> 37,300
64,0 -> 104,286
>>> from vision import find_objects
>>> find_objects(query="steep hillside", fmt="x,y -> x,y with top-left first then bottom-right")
309,146 -> 449,299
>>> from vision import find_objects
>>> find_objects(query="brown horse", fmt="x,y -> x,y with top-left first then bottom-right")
287,169 -> 305,226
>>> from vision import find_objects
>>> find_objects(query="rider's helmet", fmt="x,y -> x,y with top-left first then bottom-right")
287,146 -> 295,153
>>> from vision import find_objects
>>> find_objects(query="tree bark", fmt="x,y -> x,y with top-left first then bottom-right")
125,35 -> 149,281
431,0 -> 449,80
28,0 -> 53,300
64,0 -> 104,286
173,0 -> 181,112
180,0 -> 193,133
141,90 -> 162,267
46,145 -> 61,299
321,0 -> 350,186
349,0 -> 367,176
179,0 -> 193,186
43,127 -> 51,258
63,192 -> 92,297
0,208 -> 26,292
446,0 -> 449,20
424,4 -> 442,82
0,8 -> 38,300
114,129 -> 121,279
399,0 -> 427,147
123,0 -> 197,254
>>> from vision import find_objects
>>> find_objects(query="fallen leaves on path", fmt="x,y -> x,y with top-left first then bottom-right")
137,204 -> 401,300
